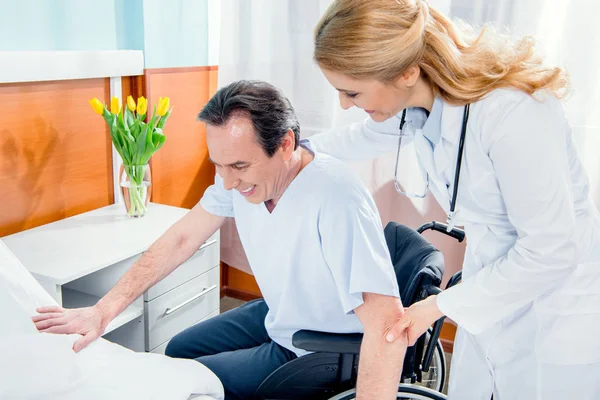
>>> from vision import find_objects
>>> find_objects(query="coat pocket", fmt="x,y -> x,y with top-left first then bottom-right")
535,261 -> 600,365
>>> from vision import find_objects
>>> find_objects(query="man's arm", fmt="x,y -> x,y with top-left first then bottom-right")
97,203 -> 225,323
316,169 -> 410,398
33,203 -> 226,351
354,293 -> 408,400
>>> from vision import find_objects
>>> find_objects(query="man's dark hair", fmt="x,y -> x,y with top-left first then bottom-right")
198,80 -> 300,157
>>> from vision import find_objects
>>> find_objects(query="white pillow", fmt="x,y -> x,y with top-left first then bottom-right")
0,240 -> 58,318
0,241 -> 84,398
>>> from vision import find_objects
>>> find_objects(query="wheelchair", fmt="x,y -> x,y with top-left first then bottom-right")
254,221 -> 464,400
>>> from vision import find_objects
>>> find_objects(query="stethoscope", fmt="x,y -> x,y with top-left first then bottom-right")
393,104 -> 470,231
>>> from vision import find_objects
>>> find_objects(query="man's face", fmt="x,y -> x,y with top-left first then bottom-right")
206,115 -> 289,204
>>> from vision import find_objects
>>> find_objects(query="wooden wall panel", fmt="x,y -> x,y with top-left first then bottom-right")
222,263 -> 262,301
121,75 -> 145,105
440,320 -> 457,353
0,79 -> 114,237
144,66 -> 218,209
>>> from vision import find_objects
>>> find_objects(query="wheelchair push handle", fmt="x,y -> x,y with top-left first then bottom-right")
417,221 -> 465,243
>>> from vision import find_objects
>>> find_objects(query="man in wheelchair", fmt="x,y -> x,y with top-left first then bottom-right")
169,80 -> 411,399
33,80 -> 411,400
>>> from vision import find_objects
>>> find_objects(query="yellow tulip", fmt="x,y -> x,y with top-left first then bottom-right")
127,95 -> 136,112
110,96 -> 121,114
89,97 -> 104,115
157,96 -> 170,117
137,96 -> 147,115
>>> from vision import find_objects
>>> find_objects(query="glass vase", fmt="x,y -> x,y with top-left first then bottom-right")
120,164 -> 152,218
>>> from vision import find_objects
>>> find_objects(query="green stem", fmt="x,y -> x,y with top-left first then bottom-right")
129,185 -> 146,216
124,165 -> 148,216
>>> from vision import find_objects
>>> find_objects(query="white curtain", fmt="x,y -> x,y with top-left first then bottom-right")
217,0 -> 338,272
216,0 -> 600,279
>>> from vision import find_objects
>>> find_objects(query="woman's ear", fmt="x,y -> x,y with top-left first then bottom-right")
396,65 -> 421,88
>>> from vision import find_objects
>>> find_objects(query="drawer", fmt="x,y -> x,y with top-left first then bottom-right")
145,266 -> 220,350
145,232 -> 219,301
149,310 -> 220,355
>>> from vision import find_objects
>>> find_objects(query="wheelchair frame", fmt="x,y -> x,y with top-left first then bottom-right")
416,222 -> 463,376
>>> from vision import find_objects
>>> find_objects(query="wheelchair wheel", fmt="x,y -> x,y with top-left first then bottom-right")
327,383 -> 447,400
417,329 -> 446,393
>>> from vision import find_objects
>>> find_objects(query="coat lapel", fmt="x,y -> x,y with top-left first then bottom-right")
433,103 -> 469,205
414,129 -> 450,208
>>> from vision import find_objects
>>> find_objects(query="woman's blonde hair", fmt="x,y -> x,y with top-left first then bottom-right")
314,0 -> 568,104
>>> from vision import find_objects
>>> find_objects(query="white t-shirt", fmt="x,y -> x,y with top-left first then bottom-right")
200,145 -> 399,355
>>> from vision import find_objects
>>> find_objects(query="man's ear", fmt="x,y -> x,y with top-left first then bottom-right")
279,129 -> 296,161
395,65 -> 421,88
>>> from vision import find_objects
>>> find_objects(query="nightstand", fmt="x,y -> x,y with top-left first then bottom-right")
2,202 -> 220,353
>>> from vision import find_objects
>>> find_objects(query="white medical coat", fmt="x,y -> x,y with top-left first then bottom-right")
308,88 -> 600,399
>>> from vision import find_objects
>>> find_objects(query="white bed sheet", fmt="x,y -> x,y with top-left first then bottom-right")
0,240 -> 224,400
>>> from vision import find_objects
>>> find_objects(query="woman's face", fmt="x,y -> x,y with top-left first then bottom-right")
320,68 -> 409,122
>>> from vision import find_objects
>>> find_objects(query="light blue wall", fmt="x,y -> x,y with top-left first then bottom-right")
142,0 -> 209,68
0,1 -> 119,51
114,0 -> 145,51
0,0 -> 209,68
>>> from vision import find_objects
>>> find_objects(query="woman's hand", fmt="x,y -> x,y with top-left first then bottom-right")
385,295 -> 445,345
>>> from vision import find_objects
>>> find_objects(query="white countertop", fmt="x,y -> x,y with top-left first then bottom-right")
2,203 -> 189,285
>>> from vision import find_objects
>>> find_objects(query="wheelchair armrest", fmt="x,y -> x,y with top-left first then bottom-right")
427,286 -> 442,296
292,330 -> 363,354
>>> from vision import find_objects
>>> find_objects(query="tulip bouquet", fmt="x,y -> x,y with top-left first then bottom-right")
89,95 -> 172,217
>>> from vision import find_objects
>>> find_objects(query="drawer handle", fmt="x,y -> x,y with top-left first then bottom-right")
164,285 -> 218,316
198,239 -> 218,251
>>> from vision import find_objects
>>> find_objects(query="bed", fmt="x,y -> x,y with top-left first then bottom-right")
0,240 -> 224,400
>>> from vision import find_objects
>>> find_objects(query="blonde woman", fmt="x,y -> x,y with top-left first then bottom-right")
308,0 -> 600,399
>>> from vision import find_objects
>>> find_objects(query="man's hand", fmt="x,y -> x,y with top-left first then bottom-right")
32,305 -> 107,352
385,295 -> 444,346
